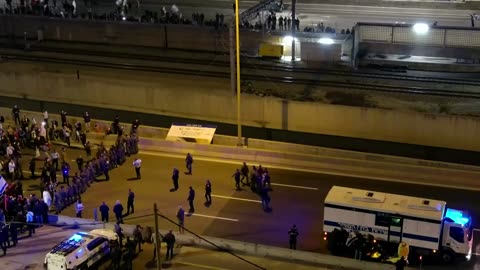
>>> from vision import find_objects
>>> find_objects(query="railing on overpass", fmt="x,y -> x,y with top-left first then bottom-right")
240,0 -> 283,22
355,22 -> 480,48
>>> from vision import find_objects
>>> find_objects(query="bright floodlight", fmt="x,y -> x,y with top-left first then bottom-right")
318,38 -> 334,45
283,36 -> 296,44
413,23 -> 429,34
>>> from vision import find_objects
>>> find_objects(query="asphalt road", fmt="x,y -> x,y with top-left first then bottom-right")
1,0 -> 475,32
19,147 -> 480,269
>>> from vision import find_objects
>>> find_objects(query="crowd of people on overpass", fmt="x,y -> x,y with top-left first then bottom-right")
0,104 -> 139,256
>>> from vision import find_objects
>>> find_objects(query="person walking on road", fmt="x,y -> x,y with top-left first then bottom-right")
113,200 -> 124,223
164,230 -> 176,260
171,168 -> 179,191
177,206 -> 185,234
133,158 -> 142,179
133,225 -> 144,252
240,162 -> 249,186
127,189 -> 135,214
185,153 -> 193,175
99,202 -> 109,222
75,199 -> 84,218
288,224 -> 299,250
205,179 -> 212,204
232,169 -> 241,190
187,186 -> 195,213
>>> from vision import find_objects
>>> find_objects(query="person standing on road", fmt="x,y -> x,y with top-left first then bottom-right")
172,168 -> 179,191
133,158 -> 142,179
133,225 -> 144,252
185,153 -> 193,175
288,224 -> 299,250
83,112 -> 91,132
164,230 -> 176,260
240,162 -> 249,186
232,169 -> 241,190
99,202 -> 109,222
113,200 -> 124,223
176,206 -> 185,234
51,149 -> 59,171
127,189 -> 135,214
187,186 -> 195,213
205,180 -> 212,204
12,105 -> 20,125
114,221 -> 124,247
75,199 -> 84,218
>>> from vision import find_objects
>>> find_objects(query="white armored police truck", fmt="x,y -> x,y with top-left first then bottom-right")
44,229 -> 118,270
323,186 -> 472,263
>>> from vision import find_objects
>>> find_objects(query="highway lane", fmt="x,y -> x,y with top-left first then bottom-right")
26,148 -> 479,269
1,0 -> 472,34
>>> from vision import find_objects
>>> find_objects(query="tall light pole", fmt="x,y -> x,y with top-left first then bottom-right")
234,0 -> 243,146
291,0 -> 296,62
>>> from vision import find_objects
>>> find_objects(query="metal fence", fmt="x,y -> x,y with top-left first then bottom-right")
356,22 -> 480,48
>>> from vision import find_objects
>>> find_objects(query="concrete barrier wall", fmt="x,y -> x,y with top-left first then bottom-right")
48,214 -> 406,270
3,63 -> 480,153
0,15 -> 270,53
3,106 -> 480,174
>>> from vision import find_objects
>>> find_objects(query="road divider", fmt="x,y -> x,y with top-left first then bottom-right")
48,214 -> 414,270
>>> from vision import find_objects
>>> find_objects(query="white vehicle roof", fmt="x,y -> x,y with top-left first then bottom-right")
325,186 -> 446,222
47,229 -> 117,257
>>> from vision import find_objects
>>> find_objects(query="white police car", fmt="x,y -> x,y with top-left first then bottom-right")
44,229 -> 118,270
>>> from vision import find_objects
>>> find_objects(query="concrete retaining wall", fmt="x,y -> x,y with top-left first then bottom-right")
2,63 -> 480,153
48,214 -> 407,270
5,106 -> 480,175
0,15 -> 273,54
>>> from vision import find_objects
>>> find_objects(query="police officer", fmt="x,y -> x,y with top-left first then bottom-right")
127,189 -> 135,214
164,230 -> 176,260
61,162 -> 70,184
171,168 -> 179,191
205,180 -> 212,204
185,153 -> 193,175
232,169 -> 241,190
76,156 -> 84,171
288,225 -> 299,250
99,202 -> 110,222
187,186 -> 195,213
240,162 -> 249,186
133,158 -> 142,179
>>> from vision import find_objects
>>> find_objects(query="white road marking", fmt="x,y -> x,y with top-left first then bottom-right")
271,183 -> 319,190
190,213 -> 238,222
212,194 -> 261,203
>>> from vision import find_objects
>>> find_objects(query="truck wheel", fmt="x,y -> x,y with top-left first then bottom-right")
441,250 -> 454,264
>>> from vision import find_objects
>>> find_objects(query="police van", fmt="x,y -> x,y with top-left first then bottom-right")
44,229 -> 118,270
323,186 -> 472,263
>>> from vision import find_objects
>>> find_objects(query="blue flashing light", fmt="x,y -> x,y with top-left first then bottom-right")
69,233 -> 84,242
445,208 -> 470,226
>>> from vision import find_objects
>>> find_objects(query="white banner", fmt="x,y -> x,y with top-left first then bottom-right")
166,123 -> 217,144
0,176 -> 7,195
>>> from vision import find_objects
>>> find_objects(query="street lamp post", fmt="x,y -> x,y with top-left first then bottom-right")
291,0 -> 296,62
234,0 -> 243,146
